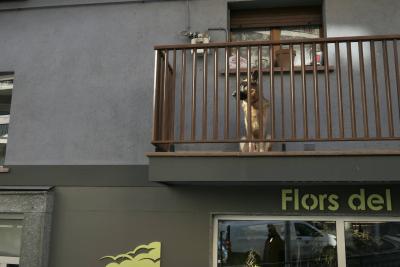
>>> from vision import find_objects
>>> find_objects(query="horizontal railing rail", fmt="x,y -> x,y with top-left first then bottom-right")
152,35 -> 400,152
154,35 -> 400,50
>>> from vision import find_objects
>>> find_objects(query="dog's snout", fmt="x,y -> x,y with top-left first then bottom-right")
232,91 -> 237,97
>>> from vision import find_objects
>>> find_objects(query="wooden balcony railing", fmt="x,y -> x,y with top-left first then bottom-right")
152,35 -> 400,152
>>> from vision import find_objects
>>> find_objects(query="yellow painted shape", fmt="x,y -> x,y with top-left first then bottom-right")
101,242 -> 161,267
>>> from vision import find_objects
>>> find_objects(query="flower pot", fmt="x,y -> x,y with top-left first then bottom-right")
275,48 -> 296,68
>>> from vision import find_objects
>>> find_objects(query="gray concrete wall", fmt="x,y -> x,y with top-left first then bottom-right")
0,0 -> 399,164
325,0 -> 400,37
0,0 -> 230,165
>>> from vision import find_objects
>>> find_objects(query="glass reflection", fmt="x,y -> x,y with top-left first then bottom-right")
345,222 -> 400,267
0,219 -> 22,267
218,220 -> 337,267
230,30 -> 271,70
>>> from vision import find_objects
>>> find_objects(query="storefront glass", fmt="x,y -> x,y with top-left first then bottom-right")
217,220 -> 337,267
0,218 -> 22,267
345,222 -> 400,266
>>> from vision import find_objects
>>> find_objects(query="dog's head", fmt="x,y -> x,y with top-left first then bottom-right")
232,70 -> 260,103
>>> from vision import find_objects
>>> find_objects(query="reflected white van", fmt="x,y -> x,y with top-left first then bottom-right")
225,220 -> 336,261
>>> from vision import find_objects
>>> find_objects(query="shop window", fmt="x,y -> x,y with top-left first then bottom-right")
345,221 -> 400,266
216,219 -> 337,266
215,217 -> 400,267
0,73 -> 13,166
0,216 -> 23,267
229,6 -> 323,68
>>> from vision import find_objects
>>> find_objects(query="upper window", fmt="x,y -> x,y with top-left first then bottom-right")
230,6 -> 323,68
230,6 -> 323,41
0,73 -> 13,166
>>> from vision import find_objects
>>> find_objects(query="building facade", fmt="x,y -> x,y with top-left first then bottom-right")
0,0 -> 400,266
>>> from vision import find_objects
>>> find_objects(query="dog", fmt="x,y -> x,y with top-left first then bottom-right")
232,70 -> 271,152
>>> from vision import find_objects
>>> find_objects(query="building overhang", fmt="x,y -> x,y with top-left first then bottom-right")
147,151 -> 400,184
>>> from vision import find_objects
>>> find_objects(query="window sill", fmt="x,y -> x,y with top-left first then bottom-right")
0,166 -> 10,173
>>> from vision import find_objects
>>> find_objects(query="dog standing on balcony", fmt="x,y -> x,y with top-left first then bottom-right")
232,70 -> 271,152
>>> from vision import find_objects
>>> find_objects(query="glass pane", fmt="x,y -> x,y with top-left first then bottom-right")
0,219 -> 23,257
345,222 -> 400,266
280,26 -> 321,66
280,26 -> 320,40
230,30 -> 271,70
217,220 -> 337,267
231,30 -> 271,42
0,75 -> 12,165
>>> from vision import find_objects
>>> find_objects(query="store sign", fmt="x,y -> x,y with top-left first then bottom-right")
281,188 -> 392,212
100,241 -> 161,267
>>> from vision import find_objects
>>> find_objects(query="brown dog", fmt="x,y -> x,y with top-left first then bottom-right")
232,70 -> 271,152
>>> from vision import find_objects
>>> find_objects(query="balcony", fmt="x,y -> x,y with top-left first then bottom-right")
151,35 -> 400,155
149,35 -> 400,184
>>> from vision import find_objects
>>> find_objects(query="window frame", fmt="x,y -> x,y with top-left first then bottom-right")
0,190 -> 53,267
229,6 -> 324,42
228,6 -> 325,69
0,73 -> 13,167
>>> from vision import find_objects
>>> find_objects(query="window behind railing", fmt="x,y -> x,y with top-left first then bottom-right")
0,73 -> 12,164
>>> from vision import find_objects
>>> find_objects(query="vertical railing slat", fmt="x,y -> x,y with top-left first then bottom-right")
213,48 -> 219,139
394,39 -> 400,121
370,41 -> 382,137
347,42 -> 357,138
270,45 -> 276,140
202,49 -> 208,140
280,52 -> 285,140
152,50 -> 161,143
289,44 -> 296,139
301,43 -> 308,139
335,42 -> 345,138
382,40 -> 394,137
191,49 -> 197,141
180,49 -> 186,141
258,46 -> 264,140
225,48 -> 230,139
324,42 -> 332,138
312,43 -> 320,139
170,49 -> 177,142
358,41 -> 369,138
247,46 -> 252,141
158,54 -> 164,143
236,48 -> 241,139
162,50 -> 168,142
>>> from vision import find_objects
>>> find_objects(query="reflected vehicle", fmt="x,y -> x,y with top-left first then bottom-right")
218,220 -> 336,266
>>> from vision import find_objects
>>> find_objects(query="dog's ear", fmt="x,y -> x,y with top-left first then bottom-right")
251,70 -> 259,82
